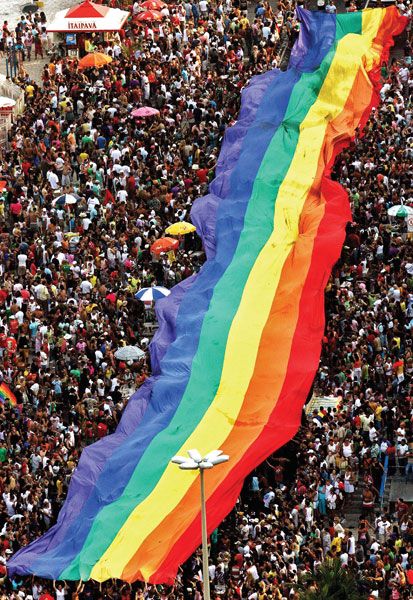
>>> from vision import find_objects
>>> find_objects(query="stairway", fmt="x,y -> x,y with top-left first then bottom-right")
343,478 -> 392,531
343,485 -> 365,530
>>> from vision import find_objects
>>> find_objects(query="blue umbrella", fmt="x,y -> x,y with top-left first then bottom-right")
135,286 -> 170,302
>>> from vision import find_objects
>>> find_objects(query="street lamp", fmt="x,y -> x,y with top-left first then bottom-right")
171,449 -> 229,600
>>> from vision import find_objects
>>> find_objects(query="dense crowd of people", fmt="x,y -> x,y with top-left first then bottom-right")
0,0 -> 411,598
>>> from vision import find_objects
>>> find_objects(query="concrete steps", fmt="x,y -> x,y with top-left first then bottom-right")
343,478 -> 392,530
389,474 -> 413,504
343,486 -> 364,530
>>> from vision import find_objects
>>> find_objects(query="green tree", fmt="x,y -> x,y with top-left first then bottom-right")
294,559 -> 365,600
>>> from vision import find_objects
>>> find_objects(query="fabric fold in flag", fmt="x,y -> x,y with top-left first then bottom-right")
8,6 -> 407,585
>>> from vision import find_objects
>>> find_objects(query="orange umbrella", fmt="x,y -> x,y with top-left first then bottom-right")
140,0 -> 166,9
150,237 -> 179,255
134,9 -> 163,21
78,52 -> 113,70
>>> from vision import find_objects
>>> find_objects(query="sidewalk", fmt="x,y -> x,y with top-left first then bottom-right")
0,52 -> 48,84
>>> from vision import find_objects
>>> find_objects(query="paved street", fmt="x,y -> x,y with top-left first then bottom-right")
0,53 -> 47,83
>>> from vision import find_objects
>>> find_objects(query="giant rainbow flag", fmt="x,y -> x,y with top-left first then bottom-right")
8,6 -> 406,585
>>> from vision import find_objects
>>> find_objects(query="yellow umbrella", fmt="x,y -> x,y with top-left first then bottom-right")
165,221 -> 196,235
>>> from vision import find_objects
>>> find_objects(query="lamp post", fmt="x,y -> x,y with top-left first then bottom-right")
171,449 -> 229,600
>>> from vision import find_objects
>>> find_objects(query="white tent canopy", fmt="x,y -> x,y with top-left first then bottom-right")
0,97 -> 16,109
47,0 -> 129,33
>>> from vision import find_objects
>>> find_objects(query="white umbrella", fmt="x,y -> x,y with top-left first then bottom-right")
387,204 -> 413,218
114,345 -> 145,361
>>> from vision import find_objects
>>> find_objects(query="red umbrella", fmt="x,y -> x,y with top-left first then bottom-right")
140,0 -> 166,9
134,9 -> 163,21
150,237 -> 179,255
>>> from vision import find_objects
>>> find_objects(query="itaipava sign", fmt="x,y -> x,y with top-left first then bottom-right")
67,21 -> 98,30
